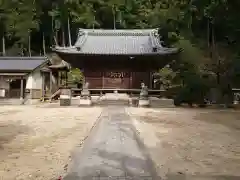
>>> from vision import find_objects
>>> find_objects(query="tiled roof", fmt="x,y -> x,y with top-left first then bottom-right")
0,56 -> 48,71
54,29 -> 179,55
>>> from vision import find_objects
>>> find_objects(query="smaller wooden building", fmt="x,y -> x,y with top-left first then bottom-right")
0,56 -> 52,100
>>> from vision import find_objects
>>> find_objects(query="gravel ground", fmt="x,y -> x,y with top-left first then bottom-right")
0,105 -> 102,180
126,107 -> 240,180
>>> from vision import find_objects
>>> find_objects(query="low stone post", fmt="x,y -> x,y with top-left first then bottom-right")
138,83 -> 150,107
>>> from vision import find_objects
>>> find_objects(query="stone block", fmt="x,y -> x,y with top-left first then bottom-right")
26,89 -> 42,99
71,97 -> 80,106
79,99 -> 92,106
60,95 -> 71,106
138,99 -> 150,107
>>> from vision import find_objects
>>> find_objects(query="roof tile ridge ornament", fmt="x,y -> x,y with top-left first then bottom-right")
153,28 -> 164,47
76,29 -> 88,51
149,29 -> 161,52
151,29 -> 179,53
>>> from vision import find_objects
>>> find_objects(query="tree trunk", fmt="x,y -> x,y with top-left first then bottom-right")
211,25 -> 220,85
43,32 -> 46,55
51,14 -> 54,47
20,43 -> 24,56
54,31 -> 59,46
207,18 -> 210,48
2,35 -> 6,56
93,16 -> 95,29
62,28 -> 65,47
28,34 -> 31,57
52,14 -> 59,46
210,23 -> 222,104
67,17 -> 72,47
112,5 -> 116,29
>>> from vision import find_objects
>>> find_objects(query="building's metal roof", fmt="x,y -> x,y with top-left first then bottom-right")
54,29 -> 179,55
0,56 -> 48,71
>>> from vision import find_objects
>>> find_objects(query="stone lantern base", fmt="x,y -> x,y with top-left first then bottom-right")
60,95 -> 71,106
59,88 -> 71,106
138,99 -> 150,107
79,98 -> 92,106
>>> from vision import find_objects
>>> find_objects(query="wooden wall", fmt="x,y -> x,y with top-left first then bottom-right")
59,54 -> 165,90
84,69 -> 151,89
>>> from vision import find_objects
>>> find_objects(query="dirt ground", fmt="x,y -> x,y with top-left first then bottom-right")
0,104 -> 102,180
1,104 -> 240,180
126,107 -> 240,180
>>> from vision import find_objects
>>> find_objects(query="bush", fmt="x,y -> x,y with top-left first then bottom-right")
173,75 -> 210,107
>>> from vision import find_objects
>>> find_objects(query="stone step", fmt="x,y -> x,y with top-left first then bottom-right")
101,93 -> 129,101
97,100 -> 130,106
97,93 -> 130,106
150,98 -> 174,108
0,98 -> 22,105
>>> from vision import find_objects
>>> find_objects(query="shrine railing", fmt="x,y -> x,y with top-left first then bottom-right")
70,88 -> 166,97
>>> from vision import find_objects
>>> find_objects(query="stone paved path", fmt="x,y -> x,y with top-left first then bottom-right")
64,106 -> 159,180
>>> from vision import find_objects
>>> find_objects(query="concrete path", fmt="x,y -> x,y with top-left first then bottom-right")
64,107 -> 159,180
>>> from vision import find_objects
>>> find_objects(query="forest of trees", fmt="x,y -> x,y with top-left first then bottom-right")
0,0 -> 240,89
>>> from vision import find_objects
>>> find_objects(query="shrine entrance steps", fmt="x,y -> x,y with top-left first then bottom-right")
96,93 -> 130,106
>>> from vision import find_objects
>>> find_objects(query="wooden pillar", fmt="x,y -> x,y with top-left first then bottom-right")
20,77 -> 24,103
149,71 -> 152,89
57,71 -> 59,86
65,70 -> 68,87
49,71 -> 53,94
102,71 -> 105,89
130,71 -> 133,89
42,72 -> 45,99
60,71 -> 63,86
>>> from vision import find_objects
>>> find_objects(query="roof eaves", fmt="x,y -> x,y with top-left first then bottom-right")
0,56 -> 47,61
0,69 -> 32,73
27,56 -> 50,74
54,47 -> 180,56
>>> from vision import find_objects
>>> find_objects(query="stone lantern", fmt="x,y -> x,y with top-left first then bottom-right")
138,83 -> 150,107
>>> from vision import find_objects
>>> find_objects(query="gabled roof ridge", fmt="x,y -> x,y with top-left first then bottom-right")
78,28 -> 159,36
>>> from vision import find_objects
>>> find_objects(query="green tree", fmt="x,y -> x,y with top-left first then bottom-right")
67,68 -> 83,85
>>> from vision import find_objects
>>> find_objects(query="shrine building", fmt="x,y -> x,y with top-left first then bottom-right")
54,28 -> 180,91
